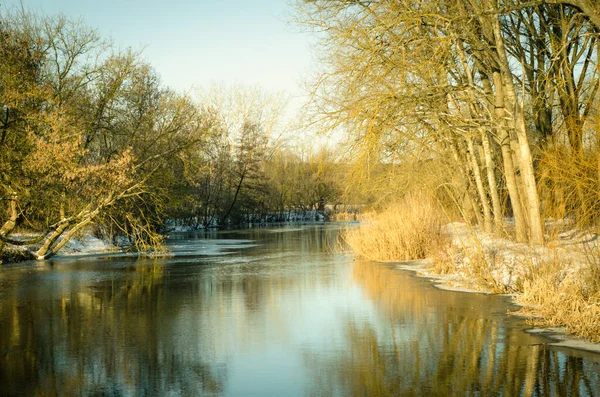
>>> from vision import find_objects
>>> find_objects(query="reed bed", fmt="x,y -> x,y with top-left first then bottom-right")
516,254 -> 600,342
342,195 -> 449,261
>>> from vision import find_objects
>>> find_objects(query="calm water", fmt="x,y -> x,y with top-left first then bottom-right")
0,224 -> 599,396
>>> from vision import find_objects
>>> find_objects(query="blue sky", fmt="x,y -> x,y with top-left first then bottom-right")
3,0 -> 314,97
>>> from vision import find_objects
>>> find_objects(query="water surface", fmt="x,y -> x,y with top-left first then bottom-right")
0,224 -> 599,396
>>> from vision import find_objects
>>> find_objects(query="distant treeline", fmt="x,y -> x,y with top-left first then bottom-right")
0,8 -> 343,261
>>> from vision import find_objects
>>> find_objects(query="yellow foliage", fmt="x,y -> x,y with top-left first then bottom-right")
539,146 -> 600,229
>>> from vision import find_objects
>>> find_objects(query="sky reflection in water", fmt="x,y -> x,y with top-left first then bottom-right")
0,224 -> 599,396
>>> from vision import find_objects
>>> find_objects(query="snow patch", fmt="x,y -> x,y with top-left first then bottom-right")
430,221 -> 593,292
59,234 -> 116,256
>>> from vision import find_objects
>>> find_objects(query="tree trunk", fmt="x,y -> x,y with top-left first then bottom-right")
493,16 -> 545,245
34,222 -> 70,260
0,192 -> 18,257
221,167 -> 247,225
0,192 -> 18,238
450,139 -> 484,226
467,137 -> 493,233
454,43 -> 501,233
480,129 -> 504,231
45,217 -> 94,258
484,70 -> 529,243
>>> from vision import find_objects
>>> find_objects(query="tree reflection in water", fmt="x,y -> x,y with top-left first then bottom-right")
0,259 -> 226,396
0,226 -> 340,396
304,260 -> 600,397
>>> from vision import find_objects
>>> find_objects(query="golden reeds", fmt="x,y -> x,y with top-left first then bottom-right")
342,194 -> 449,262
516,253 -> 600,342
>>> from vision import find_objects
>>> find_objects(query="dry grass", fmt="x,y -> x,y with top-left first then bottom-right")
514,245 -> 600,342
517,262 -> 600,342
461,253 -> 512,294
529,143 -> 600,341
429,222 -> 521,293
539,146 -> 600,229
436,226 -> 600,341
342,195 -> 449,261
424,219 -> 600,341
330,211 -> 358,222
432,241 -> 516,294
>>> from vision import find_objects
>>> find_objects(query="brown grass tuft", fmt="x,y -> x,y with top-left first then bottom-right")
539,146 -> 600,229
517,257 -> 600,342
342,195 -> 449,261
507,243 -> 600,342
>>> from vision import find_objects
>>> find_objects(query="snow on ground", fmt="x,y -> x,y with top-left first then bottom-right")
58,234 -> 116,256
394,220 -> 600,353
427,221 -> 594,292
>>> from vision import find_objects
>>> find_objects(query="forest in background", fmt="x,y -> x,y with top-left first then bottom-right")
0,8 -> 351,262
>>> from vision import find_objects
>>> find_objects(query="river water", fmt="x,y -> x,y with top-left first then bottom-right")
0,224 -> 599,396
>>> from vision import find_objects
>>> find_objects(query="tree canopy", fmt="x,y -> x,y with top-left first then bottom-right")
296,0 -> 600,243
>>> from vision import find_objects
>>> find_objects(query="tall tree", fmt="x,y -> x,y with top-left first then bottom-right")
0,10 -> 214,260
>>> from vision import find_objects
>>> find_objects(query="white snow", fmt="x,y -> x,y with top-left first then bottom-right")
427,221 -> 594,292
395,220 -> 600,352
59,234 -> 116,256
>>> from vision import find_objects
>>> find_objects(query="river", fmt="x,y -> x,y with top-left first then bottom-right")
0,224 -> 599,396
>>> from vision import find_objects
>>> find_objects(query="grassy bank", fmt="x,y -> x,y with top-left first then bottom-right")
344,204 -> 600,343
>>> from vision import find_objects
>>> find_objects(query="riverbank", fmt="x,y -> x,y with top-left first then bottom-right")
397,258 -> 600,355
1,232 -> 118,264
390,222 -> 600,354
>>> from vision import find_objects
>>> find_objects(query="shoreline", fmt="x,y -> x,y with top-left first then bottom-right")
393,258 -> 600,356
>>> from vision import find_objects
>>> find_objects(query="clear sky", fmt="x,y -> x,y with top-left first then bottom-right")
3,0 -> 314,98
